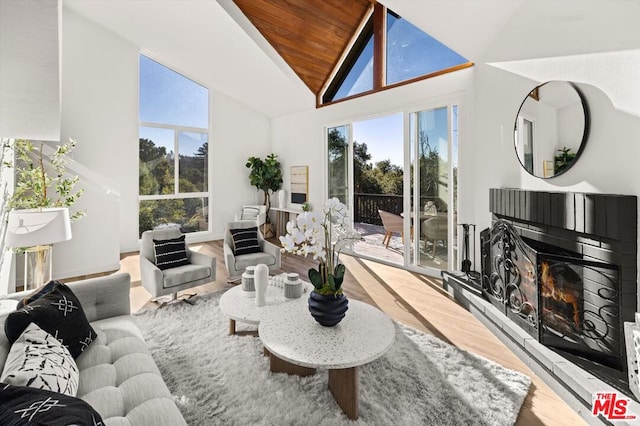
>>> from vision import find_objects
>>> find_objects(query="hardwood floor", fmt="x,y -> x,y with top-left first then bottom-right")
116,239 -> 586,426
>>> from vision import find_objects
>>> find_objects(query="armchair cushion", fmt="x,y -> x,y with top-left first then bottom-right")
4,283 -> 97,359
230,227 -> 260,256
234,252 -> 278,272
153,235 -> 189,270
162,264 -> 211,289
1,323 -> 79,396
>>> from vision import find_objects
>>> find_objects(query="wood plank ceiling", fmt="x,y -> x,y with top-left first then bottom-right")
233,0 -> 373,97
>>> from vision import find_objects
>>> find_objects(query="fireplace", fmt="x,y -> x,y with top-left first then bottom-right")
483,219 -> 622,371
481,189 -> 637,391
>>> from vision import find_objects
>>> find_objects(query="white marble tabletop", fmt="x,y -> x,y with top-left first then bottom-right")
259,299 -> 396,369
219,276 -> 312,325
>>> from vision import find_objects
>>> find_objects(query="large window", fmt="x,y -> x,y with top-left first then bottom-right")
322,5 -> 471,104
138,55 -> 209,237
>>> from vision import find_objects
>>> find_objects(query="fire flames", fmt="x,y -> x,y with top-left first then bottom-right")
540,261 -> 581,328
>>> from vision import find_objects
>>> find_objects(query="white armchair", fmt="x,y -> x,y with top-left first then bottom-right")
234,205 -> 267,227
140,227 -> 216,305
224,221 -> 281,279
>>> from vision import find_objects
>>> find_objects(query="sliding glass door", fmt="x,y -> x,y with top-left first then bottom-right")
326,100 -> 460,275
408,105 -> 458,273
327,125 -> 350,206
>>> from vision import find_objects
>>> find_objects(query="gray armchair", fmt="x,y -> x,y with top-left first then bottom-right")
224,220 -> 281,279
140,227 -> 216,304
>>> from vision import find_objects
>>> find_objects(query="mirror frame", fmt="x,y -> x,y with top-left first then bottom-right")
514,81 -> 590,179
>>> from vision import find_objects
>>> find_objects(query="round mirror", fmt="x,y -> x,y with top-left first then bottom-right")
514,81 -> 589,178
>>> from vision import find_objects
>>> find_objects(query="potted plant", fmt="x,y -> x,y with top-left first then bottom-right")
245,153 -> 283,237
2,138 -> 84,289
5,138 -> 84,220
554,146 -> 577,175
279,198 -> 361,326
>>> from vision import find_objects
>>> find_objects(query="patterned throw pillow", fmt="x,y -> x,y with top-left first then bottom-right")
240,206 -> 260,221
230,227 -> 261,256
0,382 -> 103,425
4,283 -> 97,359
16,280 -> 59,309
1,323 -> 79,396
153,235 -> 190,270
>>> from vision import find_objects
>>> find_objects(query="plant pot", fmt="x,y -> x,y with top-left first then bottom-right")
308,291 -> 348,327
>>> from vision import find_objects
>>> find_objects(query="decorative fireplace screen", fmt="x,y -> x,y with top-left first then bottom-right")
482,220 -> 622,371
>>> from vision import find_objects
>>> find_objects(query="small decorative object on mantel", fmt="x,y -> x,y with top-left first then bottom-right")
279,198 -> 361,326
241,265 -> 256,297
254,264 -> 268,307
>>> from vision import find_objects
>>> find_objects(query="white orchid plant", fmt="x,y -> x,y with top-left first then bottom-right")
279,198 -> 361,296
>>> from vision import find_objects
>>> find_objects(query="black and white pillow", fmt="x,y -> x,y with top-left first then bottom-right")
230,227 -> 261,256
240,206 -> 260,221
16,280 -> 59,309
0,382 -> 103,425
1,323 -> 79,396
4,282 -> 97,359
153,235 -> 190,270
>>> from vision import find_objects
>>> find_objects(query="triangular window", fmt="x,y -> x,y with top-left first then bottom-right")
322,5 -> 471,104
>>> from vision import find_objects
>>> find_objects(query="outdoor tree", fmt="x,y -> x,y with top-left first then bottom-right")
138,138 -> 208,235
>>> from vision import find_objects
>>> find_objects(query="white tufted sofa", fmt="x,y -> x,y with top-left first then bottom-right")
0,273 -> 186,426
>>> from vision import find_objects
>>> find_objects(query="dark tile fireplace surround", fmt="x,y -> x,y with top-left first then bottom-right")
443,188 -> 638,424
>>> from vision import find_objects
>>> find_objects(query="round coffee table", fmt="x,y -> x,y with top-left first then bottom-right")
219,280 -> 312,335
259,299 -> 395,420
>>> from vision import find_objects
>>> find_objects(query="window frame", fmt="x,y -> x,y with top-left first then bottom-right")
318,3 -> 473,107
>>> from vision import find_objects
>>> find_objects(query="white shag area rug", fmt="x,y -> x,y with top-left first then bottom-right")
135,292 -> 531,425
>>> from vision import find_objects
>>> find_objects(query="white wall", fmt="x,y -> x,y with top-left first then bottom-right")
52,8 -> 271,280
210,91 -> 271,239
470,55 -> 640,306
471,57 -> 640,228
58,7 -> 137,278
0,0 -> 61,141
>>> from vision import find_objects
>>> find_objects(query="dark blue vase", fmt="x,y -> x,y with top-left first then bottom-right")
308,291 -> 349,327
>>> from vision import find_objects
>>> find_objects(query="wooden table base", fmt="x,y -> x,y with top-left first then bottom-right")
328,367 -> 358,420
269,354 -> 359,420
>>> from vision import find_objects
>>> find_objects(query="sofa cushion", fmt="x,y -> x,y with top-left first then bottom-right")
4,282 -> 97,359
153,235 -> 190,270
76,315 -> 186,425
0,382 -> 103,425
162,264 -> 211,289
230,227 -> 260,255
1,323 -> 79,396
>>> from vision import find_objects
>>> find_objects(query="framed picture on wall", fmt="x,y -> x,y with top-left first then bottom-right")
290,166 -> 308,204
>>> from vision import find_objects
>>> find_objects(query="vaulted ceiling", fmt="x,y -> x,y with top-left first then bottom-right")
62,0 -> 640,118
233,0 -> 372,96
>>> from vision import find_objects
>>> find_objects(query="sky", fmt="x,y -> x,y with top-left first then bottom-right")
139,55 -> 209,155
139,54 -> 208,130
353,113 -> 404,167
